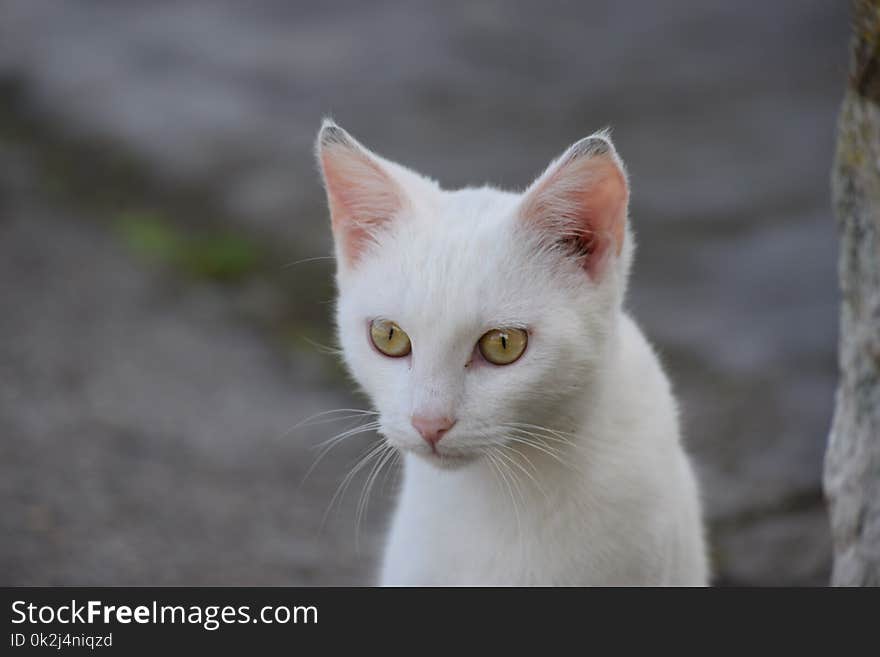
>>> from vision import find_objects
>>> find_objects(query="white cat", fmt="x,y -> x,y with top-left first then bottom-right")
316,120 -> 708,586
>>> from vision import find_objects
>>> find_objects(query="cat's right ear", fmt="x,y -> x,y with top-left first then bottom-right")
316,120 -> 407,268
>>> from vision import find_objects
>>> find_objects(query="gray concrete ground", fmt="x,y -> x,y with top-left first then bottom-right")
0,0 -> 848,584
0,144 -> 387,585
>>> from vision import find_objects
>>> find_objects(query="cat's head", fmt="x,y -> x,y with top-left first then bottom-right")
316,120 -> 632,469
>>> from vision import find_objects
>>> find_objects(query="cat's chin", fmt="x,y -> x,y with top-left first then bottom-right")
409,448 -> 480,470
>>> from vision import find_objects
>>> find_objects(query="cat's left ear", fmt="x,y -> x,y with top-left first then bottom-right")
518,132 -> 629,279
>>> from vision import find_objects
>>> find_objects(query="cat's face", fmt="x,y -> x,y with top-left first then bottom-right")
317,122 -> 631,468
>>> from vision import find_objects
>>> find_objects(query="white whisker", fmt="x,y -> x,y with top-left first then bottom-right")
281,255 -> 336,269
495,442 -> 550,502
288,407 -> 378,433
355,444 -> 397,551
299,420 -> 382,487
320,440 -> 388,533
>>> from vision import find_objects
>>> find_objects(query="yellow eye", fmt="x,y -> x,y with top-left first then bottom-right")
370,319 -> 412,357
478,328 -> 528,365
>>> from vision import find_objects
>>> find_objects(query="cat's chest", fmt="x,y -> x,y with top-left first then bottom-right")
382,478 -> 600,585
382,511 -> 596,586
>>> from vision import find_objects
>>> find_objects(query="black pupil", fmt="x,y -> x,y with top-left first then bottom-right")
388,326 -> 394,341
500,333 -> 507,350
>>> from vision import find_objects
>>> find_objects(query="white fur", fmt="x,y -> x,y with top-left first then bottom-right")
317,121 -> 708,586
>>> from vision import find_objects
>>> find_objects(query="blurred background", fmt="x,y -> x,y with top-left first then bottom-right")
0,0 -> 848,585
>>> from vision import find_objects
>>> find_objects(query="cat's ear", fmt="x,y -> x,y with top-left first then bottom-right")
316,120 -> 408,267
518,131 -> 629,279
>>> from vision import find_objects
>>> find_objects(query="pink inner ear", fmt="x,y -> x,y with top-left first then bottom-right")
520,152 -> 628,279
320,145 -> 402,265
578,159 -> 628,257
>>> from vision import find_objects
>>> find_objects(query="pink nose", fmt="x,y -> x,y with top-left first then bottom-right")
411,415 -> 456,446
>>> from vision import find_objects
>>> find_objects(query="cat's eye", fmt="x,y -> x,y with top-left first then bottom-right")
370,319 -> 412,358
478,328 -> 528,365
